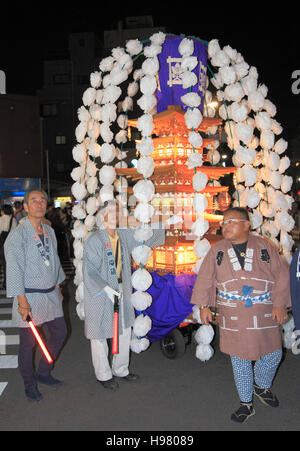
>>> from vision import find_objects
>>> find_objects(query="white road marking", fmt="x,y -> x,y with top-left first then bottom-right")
0,382 -> 8,396
0,355 -> 18,369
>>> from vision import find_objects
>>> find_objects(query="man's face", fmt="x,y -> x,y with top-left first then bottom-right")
221,211 -> 250,243
101,204 -> 119,229
24,191 -> 47,219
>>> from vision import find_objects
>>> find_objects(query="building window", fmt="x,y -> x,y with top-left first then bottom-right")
41,103 -> 58,117
53,73 -> 71,85
56,135 -> 66,145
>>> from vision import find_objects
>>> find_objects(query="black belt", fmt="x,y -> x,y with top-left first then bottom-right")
25,285 -> 56,294
117,278 -> 122,284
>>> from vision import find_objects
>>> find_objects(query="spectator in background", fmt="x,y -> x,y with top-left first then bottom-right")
50,208 -> 67,262
0,204 -> 17,289
14,201 -> 27,223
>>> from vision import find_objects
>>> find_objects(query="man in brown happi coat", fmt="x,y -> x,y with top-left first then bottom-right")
191,207 -> 290,423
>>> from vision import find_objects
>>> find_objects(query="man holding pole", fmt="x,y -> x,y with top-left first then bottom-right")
4,189 -> 67,402
83,200 -> 165,391
191,207 -> 290,423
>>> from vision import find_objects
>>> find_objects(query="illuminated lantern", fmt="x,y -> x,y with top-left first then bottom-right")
117,105 -> 236,274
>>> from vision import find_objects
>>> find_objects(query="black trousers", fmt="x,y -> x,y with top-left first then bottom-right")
18,316 -> 67,388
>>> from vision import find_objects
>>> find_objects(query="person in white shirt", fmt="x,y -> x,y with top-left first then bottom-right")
0,204 -> 17,289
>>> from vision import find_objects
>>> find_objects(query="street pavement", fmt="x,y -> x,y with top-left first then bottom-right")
0,275 -> 300,432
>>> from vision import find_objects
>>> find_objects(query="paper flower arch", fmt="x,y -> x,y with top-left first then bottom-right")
71,33 -> 293,361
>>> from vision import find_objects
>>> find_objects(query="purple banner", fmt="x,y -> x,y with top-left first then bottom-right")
155,35 -> 208,113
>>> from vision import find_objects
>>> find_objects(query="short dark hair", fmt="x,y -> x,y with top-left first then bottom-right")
2,204 -> 13,215
223,207 -> 250,221
23,188 -> 48,205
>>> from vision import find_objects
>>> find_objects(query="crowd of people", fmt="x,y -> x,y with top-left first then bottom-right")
0,200 -> 75,269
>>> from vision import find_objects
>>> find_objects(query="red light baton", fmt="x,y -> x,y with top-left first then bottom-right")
26,315 -> 53,364
112,296 -> 119,355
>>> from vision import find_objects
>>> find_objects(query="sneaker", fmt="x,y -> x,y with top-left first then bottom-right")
25,385 -> 43,402
36,374 -> 63,387
231,402 -> 255,423
254,384 -> 279,407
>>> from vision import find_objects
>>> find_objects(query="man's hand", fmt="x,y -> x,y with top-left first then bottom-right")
17,295 -> 32,322
103,286 -> 120,304
272,307 -> 288,325
56,285 -> 63,302
200,307 -> 214,325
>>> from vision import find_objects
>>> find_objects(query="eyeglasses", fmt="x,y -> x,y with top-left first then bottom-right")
220,219 -> 248,227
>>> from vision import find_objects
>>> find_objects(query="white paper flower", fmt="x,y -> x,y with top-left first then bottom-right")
195,324 -> 214,345
140,75 -> 157,95
142,57 -> 159,76
181,92 -> 201,108
184,108 -> 203,129
72,204 -> 87,220
235,123 -> 253,145
250,210 -> 263,229
132,245 -> 152,265
189,131 -> 203,149
186,152 -> 203,169
82,87 -> 97,106
100,143 -> 116,164
134,226 -> 153,243
71,165 -> 85,182
72,144 -> 86,163
194,238 -> 211,258
181,71 -> 198,89
134,202 -> 154,223
126,39 -> 143,56
193,193 -> 208,214
130,291 -> 153,311
191,217 -> 209,237
178,37 -> 194,56
133,314 -> 152,337
274,138 -> 288,155
246,188 -> 260,208
87,176 -> 98,194
193,172 -> 208,192
71,181 -> 87,201
196,343 -> 214,361
133,179 -> 155,202
130,336 -> 150,353
137,156 -> 155,178
137,114 -> 154,136
137,94 -> 157,113
99,165 -> 116,185
136,138 -> 154,156
132,268 -> 153,291
219,65 -> 236,85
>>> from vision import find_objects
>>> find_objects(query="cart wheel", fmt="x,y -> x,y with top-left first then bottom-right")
160,328 -> 186,359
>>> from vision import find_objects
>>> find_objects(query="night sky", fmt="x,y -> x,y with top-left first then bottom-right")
1,3 -> 300,141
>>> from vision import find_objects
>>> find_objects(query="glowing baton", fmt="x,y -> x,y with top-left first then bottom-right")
112,296 -> 119,355
26,315 -> 53,364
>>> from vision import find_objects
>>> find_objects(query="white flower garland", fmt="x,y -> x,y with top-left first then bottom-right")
71,34 -> 293,361
207,39 -> 294,263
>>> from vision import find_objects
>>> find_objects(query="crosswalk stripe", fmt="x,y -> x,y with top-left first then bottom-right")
0,320 -> 14,328
0,355 -> 18,369
0,335 -> 19,346
0,298 -> 13,304
0,308 -> 13,315
0,382 -> 8,396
